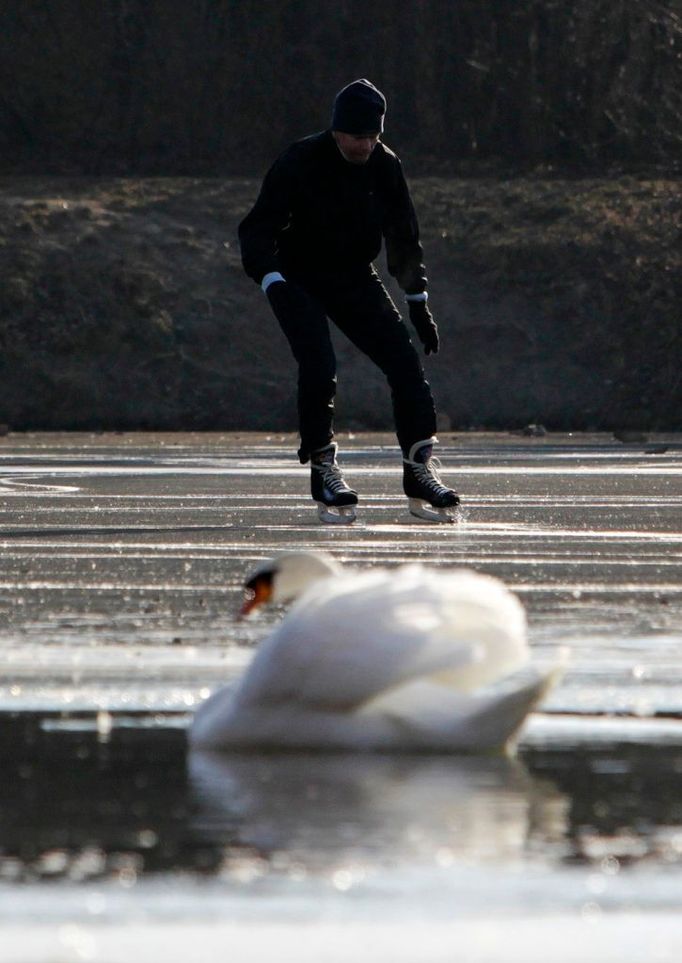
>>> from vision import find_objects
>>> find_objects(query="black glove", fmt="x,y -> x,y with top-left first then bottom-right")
408,299 -> 439,355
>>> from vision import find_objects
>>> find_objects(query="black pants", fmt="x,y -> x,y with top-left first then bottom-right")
268,270 -> 437,463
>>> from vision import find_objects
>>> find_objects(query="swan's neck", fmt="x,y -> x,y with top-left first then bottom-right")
273,552 -> 343,603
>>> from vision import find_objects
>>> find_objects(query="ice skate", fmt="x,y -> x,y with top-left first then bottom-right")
311,443 -> 358,524
403,439 -> 460,523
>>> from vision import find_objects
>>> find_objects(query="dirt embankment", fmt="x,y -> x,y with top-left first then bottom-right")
0,175 -> 679,433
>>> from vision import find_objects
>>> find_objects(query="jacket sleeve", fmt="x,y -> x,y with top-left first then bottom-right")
383,158 -> 428,295
238,152 -> 295,285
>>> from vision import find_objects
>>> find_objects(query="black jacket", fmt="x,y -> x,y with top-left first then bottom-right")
238,130 -> 427,294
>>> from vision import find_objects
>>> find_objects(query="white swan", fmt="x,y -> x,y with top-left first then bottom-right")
190,551 -> 564,753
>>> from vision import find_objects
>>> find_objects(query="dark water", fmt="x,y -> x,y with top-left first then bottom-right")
3,715 -> 682,887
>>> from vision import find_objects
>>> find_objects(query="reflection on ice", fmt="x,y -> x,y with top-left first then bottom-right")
189,750 -> 568,873
1,707 -> 682,963
2,717 -> 682,919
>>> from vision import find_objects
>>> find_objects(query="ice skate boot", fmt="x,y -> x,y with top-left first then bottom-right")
311,443 -> 358,524
403,439 -> 460,523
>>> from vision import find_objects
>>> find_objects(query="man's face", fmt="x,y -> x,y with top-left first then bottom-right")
333,131 -> 381,165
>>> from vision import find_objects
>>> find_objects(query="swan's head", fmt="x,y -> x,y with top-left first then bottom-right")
240,551 -> 343,616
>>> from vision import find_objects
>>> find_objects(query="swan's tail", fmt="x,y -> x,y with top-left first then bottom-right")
368,651 -> 567,753
455,661 -> 563,752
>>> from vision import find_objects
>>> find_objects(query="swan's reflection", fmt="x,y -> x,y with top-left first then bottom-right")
189,750 -> 569,875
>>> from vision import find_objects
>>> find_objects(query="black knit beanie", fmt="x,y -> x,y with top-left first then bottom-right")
331,79 -> 386,135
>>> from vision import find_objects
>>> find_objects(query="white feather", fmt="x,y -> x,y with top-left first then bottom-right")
190,553 -> 564,753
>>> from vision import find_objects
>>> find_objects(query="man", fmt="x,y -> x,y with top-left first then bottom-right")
238,78 -> 459,523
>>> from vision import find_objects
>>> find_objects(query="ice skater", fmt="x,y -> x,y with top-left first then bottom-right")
238,78 -> 459,523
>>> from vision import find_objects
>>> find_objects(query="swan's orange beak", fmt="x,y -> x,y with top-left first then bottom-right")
239,573 -> 274,618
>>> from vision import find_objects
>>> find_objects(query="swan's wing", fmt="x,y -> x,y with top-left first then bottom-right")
235,566 -> 528,711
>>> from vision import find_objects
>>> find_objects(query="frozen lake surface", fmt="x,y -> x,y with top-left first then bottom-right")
1,431 -> 682,961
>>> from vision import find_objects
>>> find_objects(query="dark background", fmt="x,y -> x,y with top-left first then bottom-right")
1,0 -> 680,176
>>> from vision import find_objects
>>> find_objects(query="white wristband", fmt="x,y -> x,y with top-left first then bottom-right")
261,271 -> 286,293
405,291 -> 428,302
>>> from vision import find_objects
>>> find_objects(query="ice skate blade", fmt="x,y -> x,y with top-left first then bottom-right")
316,502 -> 357,525
408,498 -> 456,524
